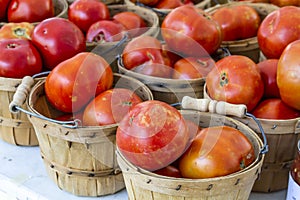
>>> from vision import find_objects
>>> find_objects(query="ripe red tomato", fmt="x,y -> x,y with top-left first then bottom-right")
0,0 -> 10,21
82,88 -> 142,126
270,0 -> 300,6
7,0 -> 54,23
172,57 -> 215,79
155,0 -> 184,9
206,55 -> 264,112
31,17 -> 86,70
257,59 -> 280,99
257,6 -> 300,59
179,126 -> 255,178
161,5 -> 223,57
129,0 -> 159,6
68,0 -> 110,33
0,22 -> 34,40
153,165 -> 182,178
277,39 -> 300,110
45,52 -> 113,113
252,98 -> 300,120
0,38 -> 42,78
116,100 -> 189,171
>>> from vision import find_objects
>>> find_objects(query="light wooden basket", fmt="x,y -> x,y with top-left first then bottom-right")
116,107 -> 266,200
10,73 -> 153,196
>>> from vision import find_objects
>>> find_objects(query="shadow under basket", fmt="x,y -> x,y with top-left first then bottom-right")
0,77 -> 38,146
26,73 -> 153,197
116,109 -> 265,200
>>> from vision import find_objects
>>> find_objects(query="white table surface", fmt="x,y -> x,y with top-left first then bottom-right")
0,139 -> 287,200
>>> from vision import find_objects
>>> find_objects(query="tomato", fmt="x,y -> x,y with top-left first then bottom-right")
179,126 -> 255,178
270,0 -> 300,6
0,0 -> 10,21
31,17 -> 86,70
257,6 -> 300,59
161,5 -> 223,57
116,100 -> 189,171
86,20 -> 125,43
122,35 -> 173,78
112,11 -> 146,38
257,59 -> 280,99
0,38 -> 42,78
7,0 -> 54,23
172,57 -> 215,79
0,22 -> 34,40
155,0 -> 184,9
82,88 -> 142,126
153,165 -> 182,178
277,40 -> 300,110
55,111 -> 84,123
129,0 -> 159,6
206,55 -> 264,112
68,0 -> 110,33
45,52 -> 113,113
252,98 -> 300,120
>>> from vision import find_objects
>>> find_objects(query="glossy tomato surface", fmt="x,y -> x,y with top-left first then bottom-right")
82,88 -> 142,126
206,55 -> 264,111
7,0 -> 54,23
0,0 -> 11,21
277,39 -> 300,110
31,17 -> 86,70
161,5 -> 223,57
0,38 -> 42,78
45,52 -> 113,113
0,22 -> 34,40
116,100 -> 189,171
179,126 -> 255,178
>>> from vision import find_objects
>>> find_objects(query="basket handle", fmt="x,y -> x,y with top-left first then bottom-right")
180,96 -> 269,154
9,74 -> 80,129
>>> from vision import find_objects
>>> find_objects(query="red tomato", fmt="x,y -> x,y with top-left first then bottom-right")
68,0 -> 110,33
86,20 -> 125,43
206,55 -> 264,112
0,38 -> 42,78
31,17 -> 86,70
277,40 -> 300,110
7,0 -> 54,23
45,52 -> 113,113
155,0 -> 184,9
82,88 -> 142,126
0,22 -> 34,40
0,0 -> 10,21
153,165 -> 182,178
257,59 -> 280,98
179,126 -> 255,178
112,11 -> 146,38
129,0 -> 159,6
270,0 -> 300,6
257,6 -> 300,59
161,5 -> 223,57
172,57 -> 215,79
116,100 -> 189,171
252,98 -> 300,120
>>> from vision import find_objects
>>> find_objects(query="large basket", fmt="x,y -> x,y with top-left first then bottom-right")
86,4 -> 160,72
20,73 -> 153,197
117,56 -> 205,105
203,84 -> 300,192
116,109 -> 265,199
0,77 -> 38,146
205,2 -> 279,63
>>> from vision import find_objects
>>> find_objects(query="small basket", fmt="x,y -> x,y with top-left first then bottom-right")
203,84 -> 300,192
0,0 -> 68,27
9,73 -> 153,196
116,107 -> 266,200
205,2 -> 279,63
117,56 -> 205,105
86,4 -> 160,73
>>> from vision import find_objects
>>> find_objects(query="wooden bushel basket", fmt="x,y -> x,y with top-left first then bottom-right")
205,2 -> 279,63
116,105 -> 266,200
10,73 -> 153,197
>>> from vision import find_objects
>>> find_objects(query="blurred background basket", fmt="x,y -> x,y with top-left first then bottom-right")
21,73 -> 153,196
116,109 -> 265,199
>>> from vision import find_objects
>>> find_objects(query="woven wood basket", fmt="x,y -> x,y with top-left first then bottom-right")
205,2 -> 279,63
203,84 -> 300,192
14,73 -> 153,196
86,4 -> 160,73
117,56 -> 205,105
116,108 -> 266,200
